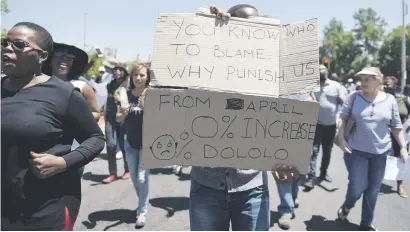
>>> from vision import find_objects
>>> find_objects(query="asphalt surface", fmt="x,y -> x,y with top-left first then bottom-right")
74,138 -> 410,231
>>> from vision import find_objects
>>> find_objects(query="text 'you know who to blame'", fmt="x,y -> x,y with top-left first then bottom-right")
151,13 -> 319,96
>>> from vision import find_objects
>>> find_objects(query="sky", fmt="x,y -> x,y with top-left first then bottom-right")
1,0 -> 406,62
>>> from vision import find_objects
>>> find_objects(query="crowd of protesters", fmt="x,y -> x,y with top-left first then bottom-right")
1,4 -> 409,231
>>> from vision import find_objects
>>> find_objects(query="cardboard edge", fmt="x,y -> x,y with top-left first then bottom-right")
157,11 -> 281,26
281,17 -> 319,27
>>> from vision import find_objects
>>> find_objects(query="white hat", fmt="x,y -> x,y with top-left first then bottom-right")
103,56 -> 119,69
348,78 -> 353,83
98,66 -> 106,72
355,67 -> 383,80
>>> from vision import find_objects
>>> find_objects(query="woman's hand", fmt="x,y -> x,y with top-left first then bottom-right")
271,164 -> 300,184
400,147 -> 409,163
114,93 -> 121,103
30,152 -> 67,179
139,88 -> 148,110
119,105 -> 129,115
338,137 -> 352,154
209,6 -> 231,20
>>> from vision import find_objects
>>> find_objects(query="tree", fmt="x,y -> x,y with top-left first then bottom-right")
352,8 -> 387,62
378,25 -> 410,84
83,52 -> 104,79
1,28 -> 6,38
1,0 -> 9,38
320,19 -> 362,80
1,0 -> 9,14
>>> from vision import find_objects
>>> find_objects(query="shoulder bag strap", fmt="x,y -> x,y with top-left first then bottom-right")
348,92 -> 359,118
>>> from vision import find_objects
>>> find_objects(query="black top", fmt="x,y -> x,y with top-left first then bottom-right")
105,79 -> 124,122
1,76 -> 105,228
124,90 -> 144,149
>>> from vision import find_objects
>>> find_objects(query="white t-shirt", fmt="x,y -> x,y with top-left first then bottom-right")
101,72 -> 113,84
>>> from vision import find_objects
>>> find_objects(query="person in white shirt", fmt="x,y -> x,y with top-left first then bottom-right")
304,65 -> 346,190
94,66 -> 106,84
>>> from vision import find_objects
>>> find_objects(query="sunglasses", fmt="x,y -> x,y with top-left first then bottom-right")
1,38 -> 44,52
52,51 -> 76,61
113,68 -> 123,72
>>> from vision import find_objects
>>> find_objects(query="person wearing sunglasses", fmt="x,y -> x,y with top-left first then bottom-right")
42,43 -> 100,122
1,22 -> 105,230
103,65 -> 131,184
41,43 -> 102,177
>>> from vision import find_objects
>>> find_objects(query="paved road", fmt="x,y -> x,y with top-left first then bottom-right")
74,145 -> 410,231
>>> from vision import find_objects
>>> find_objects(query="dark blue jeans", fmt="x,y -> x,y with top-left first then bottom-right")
343,150 -> 388,226
189,181 -> 270,231
105,120 -> 128,175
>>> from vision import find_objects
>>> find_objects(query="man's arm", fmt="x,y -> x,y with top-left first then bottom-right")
334,83 -> 344,106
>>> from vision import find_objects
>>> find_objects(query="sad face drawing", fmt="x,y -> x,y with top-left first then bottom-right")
150,134 -> 178,160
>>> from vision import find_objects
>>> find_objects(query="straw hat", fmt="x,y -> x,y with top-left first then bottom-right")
355,67 -> 383,80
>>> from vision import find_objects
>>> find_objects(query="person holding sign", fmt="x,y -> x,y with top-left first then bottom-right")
336,67 -> 409,231
103,66 -> 131,184
116,63 -> 150,228
188,5 -> 300,231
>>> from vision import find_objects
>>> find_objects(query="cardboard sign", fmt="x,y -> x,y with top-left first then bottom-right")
151,13 -> 319,96
141,88 -> 319,173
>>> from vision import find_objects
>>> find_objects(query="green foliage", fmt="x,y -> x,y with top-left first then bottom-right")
1,28 -> 6,38
1,0 -> 9,39
320,19 -> 362,80
378,25 -> 410,82
1,0 -> 9,15
353,8 -> 387,58
320,8 -> 390,82
83,52 -> 104,79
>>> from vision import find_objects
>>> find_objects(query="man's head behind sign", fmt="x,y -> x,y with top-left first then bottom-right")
227,4 -> 259,18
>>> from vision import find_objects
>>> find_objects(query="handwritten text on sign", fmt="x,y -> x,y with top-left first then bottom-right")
141,88 -> 320,173
151,13 -> 319,96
